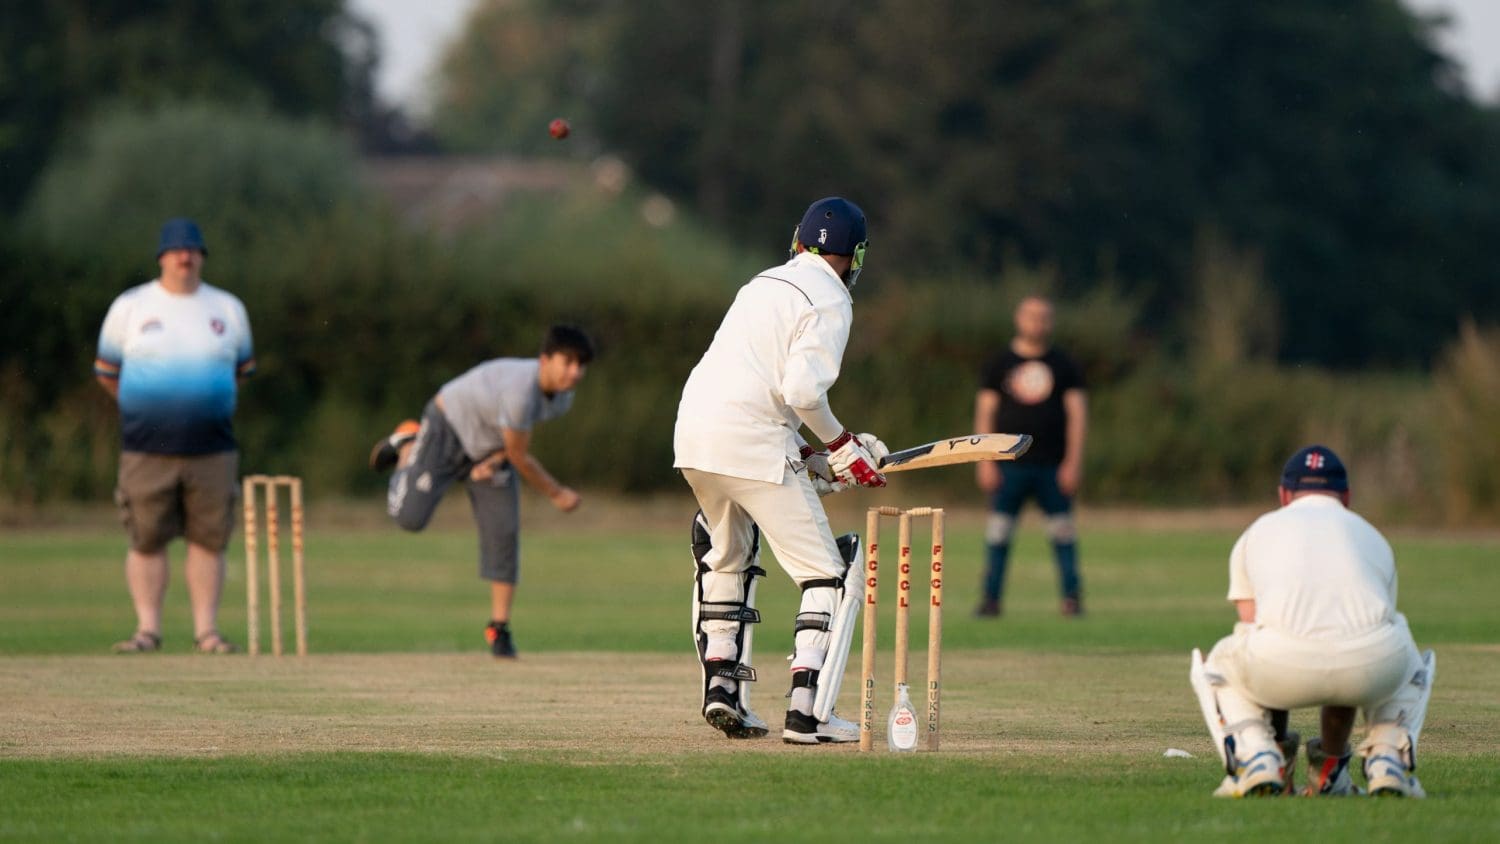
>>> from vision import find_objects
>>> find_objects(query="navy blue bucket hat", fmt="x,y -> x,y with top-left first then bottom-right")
157,218 -> 208,257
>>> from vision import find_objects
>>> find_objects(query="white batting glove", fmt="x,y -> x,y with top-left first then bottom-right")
856,433 -> 889,463
799,445 -> 847,496
827,431 -> 887,488
809,473 -> 848,497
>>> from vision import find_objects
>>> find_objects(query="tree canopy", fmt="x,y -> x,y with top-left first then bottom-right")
0,0 -> 376,214
433,0 -> 1500,366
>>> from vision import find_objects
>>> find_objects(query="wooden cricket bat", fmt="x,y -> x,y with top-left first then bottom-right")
876,433 -> 1032,473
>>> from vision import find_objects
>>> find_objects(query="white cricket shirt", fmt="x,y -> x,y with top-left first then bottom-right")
1227,494 -> 1398,640
673,252 -> 853,482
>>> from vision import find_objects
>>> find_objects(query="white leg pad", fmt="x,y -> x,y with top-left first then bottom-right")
691,511 -> 764,717
812,589 -> 862,721
1190,648 -> 1231,769
1361,648 -> 1434,768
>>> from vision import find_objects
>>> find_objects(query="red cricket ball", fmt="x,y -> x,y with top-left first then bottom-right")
548,118 -> 571,140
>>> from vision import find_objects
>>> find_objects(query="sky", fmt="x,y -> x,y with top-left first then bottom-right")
349,0 -> 1500,113
347,0 -> 478,116
1404,0 -> 1500,100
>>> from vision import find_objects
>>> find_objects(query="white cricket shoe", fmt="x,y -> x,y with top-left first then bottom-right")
782,709 -> 860,744
1366,751 -> 1424,798
1213,750 -> 1285,798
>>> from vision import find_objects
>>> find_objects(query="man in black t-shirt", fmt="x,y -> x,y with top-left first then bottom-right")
973,295 -> 1089,617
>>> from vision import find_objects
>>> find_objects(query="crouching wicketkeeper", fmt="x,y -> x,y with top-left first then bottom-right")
1191,445 -> 1433,798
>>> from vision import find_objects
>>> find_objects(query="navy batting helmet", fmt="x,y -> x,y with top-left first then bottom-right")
791,197 -> 868,286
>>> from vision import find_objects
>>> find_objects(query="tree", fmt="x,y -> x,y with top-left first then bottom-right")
0,0 -> 377,214
431,0 -> 1500,365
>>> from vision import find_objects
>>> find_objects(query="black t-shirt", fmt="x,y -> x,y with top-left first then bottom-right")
978,347 -> 1085,465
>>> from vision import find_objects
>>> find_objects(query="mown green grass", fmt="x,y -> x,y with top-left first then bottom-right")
2,505 -> 1498,842
3,753 -> 1499,843
4,508 -> 1494,656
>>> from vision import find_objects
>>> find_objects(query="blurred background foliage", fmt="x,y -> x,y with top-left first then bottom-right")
2,0 -> 1498,523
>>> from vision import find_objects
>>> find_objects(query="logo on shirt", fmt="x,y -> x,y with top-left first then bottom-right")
1007,360 -> 1054,405
1305,452 -> 1325,469
140,318 -> 163,334
209,318 -> 225,335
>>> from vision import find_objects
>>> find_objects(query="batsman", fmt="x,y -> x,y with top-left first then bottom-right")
674,197 -> 888,744
1191,445 -> 1433,798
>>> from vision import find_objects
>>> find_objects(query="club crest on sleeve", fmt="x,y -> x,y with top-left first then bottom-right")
210,318 -> 226,335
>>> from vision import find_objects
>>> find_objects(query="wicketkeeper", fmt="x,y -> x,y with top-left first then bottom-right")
674,196 -> 888,744
1191,445 -> 1433,798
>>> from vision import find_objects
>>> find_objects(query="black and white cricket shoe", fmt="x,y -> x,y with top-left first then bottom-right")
782,709 -> 860,744
703,686 -> 769,739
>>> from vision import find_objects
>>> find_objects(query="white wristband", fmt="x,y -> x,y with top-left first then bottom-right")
792,400 -> 843,444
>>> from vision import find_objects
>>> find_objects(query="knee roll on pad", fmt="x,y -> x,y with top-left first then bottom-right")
985,513 -> 1014,545
793,585 -> 839,669
1046,513 -> 1077,544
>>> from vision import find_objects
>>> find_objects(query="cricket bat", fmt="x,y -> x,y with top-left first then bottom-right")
876,433 -> 1032,473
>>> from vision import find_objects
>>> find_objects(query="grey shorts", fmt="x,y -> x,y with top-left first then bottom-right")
386,400 -> 520,583
115,450 -> 239,553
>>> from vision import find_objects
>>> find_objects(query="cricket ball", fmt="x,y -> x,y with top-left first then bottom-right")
548,118 -> 571,140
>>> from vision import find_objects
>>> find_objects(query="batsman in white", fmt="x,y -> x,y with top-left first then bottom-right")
674,196 -> 888,744
1191,445 -> 1433,798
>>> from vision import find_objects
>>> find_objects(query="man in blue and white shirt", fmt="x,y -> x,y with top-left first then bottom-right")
94,218 -> 254,654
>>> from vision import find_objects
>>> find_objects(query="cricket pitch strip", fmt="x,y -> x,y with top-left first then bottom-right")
3,649 -> 1493,760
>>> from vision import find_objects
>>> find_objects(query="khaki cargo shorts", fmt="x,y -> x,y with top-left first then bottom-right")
115,450 -> 239,553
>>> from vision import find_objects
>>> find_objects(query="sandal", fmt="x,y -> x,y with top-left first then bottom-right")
194,631 -> 239,654
112,631 -> 162,653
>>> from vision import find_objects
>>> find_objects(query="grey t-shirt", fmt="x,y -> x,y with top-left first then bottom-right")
438,358 -> 575,460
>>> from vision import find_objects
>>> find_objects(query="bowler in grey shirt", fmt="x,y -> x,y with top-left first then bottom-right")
370,324 -> 595,658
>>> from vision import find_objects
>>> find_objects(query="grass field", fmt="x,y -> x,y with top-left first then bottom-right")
3,496 -> 1498,842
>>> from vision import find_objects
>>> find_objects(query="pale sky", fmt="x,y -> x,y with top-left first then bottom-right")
349,0 -> 1500,112
1404,0 -> 1500,100
347,0 -> 478,116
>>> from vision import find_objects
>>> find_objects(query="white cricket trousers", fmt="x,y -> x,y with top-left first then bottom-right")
681,467 -> 843,584
1207,615 -> 1424,730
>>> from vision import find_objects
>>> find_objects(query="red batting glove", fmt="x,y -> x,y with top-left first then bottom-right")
827,430 -> 887,488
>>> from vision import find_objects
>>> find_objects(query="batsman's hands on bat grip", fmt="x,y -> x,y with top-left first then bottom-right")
855,433 -> 889,462
799,444 -> 836,483
827,431 -> 887,488
799,444 -> 846,496
809,473 -> 847,497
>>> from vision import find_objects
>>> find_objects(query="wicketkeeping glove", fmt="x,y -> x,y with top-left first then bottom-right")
827,431 -> 887,488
